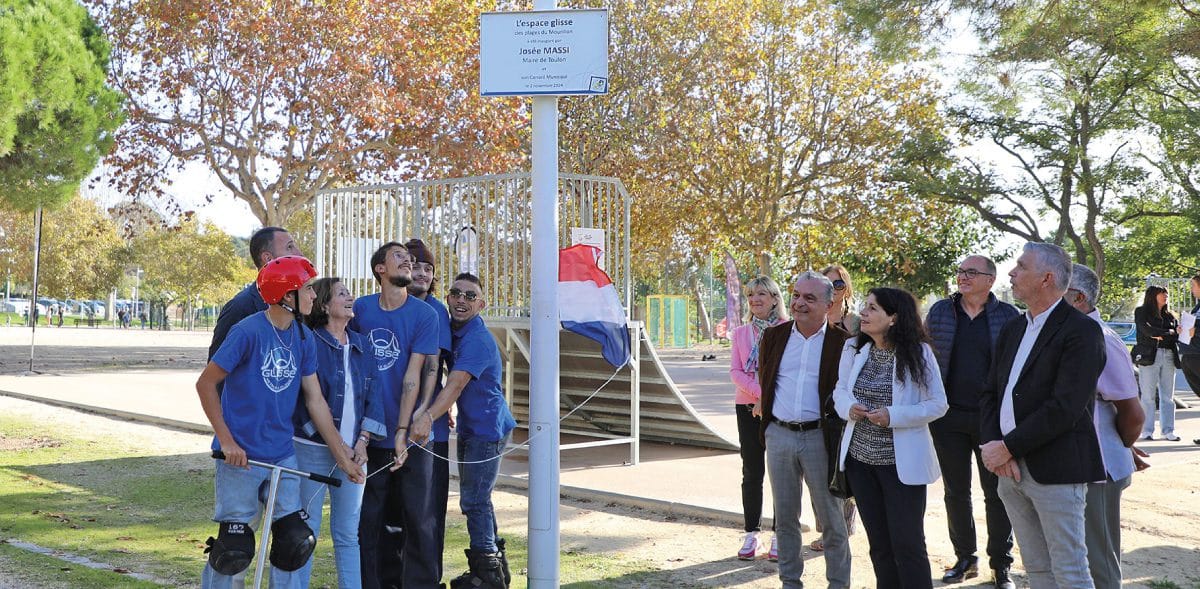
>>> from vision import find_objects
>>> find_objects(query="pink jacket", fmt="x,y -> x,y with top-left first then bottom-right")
730,323 -> 764,404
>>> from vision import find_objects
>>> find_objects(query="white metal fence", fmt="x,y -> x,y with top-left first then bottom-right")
314,173 -> 632,317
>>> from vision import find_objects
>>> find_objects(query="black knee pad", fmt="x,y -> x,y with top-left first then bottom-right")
268,510 -> 315,572
204,521 -> 255,576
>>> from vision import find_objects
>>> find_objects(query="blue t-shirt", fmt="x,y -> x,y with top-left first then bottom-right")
210,312 -> 317,463
349,293 -> 439,448
450,315 -> 516,442
424,295 -> 453,443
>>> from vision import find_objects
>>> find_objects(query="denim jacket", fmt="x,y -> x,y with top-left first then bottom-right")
293,327 -> 386,445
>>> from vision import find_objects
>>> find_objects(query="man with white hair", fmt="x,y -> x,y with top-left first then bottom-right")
980,242 -> 1105,588
1065,263 -> 1146,589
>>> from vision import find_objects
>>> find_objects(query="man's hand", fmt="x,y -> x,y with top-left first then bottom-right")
865,407 -> 891,428
1132,445 -> 1151,472
218,439 -> 248,469
992,458 -> 1021,482
848,403 -> 871,422
391,429 -> 409,471
409,411 -> 433,446
980,440 -> 1013,471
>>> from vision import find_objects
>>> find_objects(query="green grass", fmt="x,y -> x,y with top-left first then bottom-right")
0,542 -> 163,588
0,413 -> 663,588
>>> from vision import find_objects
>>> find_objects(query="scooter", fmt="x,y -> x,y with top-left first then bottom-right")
211,450 -> 341,588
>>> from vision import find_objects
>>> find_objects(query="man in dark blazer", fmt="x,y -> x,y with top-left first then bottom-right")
980,242 -> 1105,588
757,270 -> 851,589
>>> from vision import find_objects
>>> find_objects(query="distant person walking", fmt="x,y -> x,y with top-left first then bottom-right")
729,275 -> 789,561
1134,285 -> 1181,442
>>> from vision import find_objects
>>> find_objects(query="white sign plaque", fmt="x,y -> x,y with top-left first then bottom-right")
480,9 -> 609,96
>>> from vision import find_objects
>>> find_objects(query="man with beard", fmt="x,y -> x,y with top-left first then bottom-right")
377,238 -> 454,587
350,241 -> 440,588
410,273 -> 515,589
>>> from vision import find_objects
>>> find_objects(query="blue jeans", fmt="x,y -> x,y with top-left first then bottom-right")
201,456 -> 301,589
273,442 -> 365,589
457,434 -> 510,553
1139,349 -> 1176,437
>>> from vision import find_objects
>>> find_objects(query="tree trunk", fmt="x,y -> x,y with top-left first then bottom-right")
757,251 -> 771,276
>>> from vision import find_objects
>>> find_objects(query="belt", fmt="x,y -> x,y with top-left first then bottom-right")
772,417 -> 821,432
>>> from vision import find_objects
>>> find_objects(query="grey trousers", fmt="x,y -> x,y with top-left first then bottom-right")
1085,476 -> 1131,589
997,460 -> 1093,589
766,423 -> 851,589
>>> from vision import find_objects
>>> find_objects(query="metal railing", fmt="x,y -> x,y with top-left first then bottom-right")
315,173 -> 632,317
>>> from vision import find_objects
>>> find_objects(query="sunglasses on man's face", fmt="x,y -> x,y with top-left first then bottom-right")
448,287 -> 480,301
832,279 -> 846,291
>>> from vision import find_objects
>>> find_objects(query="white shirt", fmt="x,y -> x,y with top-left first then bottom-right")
1001,299 -> 1061,435
772,322 -> 826,423
338,343 -> 357,446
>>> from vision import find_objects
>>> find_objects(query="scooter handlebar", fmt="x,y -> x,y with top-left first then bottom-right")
211,450 -> 342,488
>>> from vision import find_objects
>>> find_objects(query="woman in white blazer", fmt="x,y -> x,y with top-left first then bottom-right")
833,287 -> 948,589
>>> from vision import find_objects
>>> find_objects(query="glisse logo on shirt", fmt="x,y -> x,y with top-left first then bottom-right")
369,328 -> 402,371
261,347 -> 298,393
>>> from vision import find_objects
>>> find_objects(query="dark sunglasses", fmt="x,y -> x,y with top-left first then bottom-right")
447,287 -> 479,301
832,279 -> 846,291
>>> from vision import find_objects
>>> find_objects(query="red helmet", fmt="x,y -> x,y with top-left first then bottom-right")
257,256 -> 318,305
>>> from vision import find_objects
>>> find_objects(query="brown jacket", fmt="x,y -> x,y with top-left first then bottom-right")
757,321 -> 850,475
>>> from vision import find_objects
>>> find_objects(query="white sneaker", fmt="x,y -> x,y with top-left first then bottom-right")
737,531 -> 760,560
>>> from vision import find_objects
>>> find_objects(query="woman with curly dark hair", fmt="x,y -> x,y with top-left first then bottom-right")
833,287 -> 947,588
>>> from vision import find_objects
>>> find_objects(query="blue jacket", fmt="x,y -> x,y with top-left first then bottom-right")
926,292 -> 1020,380
292,327 -> 386,445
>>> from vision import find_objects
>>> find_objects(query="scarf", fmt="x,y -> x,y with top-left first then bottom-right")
744,312 -> 782,375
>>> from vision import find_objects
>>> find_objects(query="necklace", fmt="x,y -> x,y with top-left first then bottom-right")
268,314 -> 293,351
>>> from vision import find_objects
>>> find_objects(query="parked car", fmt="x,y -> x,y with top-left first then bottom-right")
1106,321 -> 1137,344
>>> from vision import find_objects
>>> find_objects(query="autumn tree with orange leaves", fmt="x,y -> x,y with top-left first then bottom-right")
88,0 -> 525,227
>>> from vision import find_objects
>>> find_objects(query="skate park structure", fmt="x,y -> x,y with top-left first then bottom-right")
314,173 -> 738,466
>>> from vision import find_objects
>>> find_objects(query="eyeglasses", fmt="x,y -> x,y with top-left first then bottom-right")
447,287 -> 479,301
832,279 -> 846,291
955,268 -> 994,279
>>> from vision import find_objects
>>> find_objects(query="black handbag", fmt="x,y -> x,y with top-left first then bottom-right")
1130,343 -> 1155,367
823,417 -> 852,499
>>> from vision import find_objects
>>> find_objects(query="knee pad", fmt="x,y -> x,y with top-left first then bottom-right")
268,510 -> 316,572
204,521 -> 255,576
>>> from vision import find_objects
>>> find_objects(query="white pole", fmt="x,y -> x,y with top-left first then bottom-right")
527,0 -> 560,585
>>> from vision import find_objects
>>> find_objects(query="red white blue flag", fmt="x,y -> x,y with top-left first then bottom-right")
559,244 -> 631,368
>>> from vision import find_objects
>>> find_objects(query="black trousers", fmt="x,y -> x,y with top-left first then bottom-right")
845,455 -> 933,589
361,446 -> 439,589
431,440 -> 450,580
930,408 -> 1014,571
736,403 -> 771,532
1178,343 -> 1200,399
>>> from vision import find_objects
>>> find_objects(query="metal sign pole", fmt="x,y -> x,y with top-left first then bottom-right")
527,1 -> 561,583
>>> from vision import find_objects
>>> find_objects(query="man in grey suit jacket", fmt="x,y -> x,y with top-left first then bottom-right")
980,242 -> 1105,588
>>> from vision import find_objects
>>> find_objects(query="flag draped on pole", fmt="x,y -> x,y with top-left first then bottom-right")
558,244 -> 631,368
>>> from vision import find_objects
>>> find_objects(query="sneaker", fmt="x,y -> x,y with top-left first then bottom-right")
1140,434 -> 1155,441
737,532 -> 760,560
767,535 -> 778,562
1165,434 -> 1181,442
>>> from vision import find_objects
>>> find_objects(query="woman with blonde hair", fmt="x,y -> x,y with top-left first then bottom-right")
729,275 -> 789,561
822,264 -> 860,335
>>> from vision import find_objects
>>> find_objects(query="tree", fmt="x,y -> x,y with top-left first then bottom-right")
0,0 -> 123,211
132,215 -> 251,330
558,0 -> 962,287
880,1 -> 1183,281
89,0 -> 526,228
0,197 -> 125,299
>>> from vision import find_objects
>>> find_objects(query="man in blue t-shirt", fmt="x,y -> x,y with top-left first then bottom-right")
411,272 -> 515,589
196,256 -> 362,588
349,241 -> 439,589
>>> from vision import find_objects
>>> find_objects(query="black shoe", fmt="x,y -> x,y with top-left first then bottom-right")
993,567 -> 1015,589
496,537 -> 512,587
942,556 -> 978,583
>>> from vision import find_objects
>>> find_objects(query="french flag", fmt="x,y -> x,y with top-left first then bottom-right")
559,244 -> 631,368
